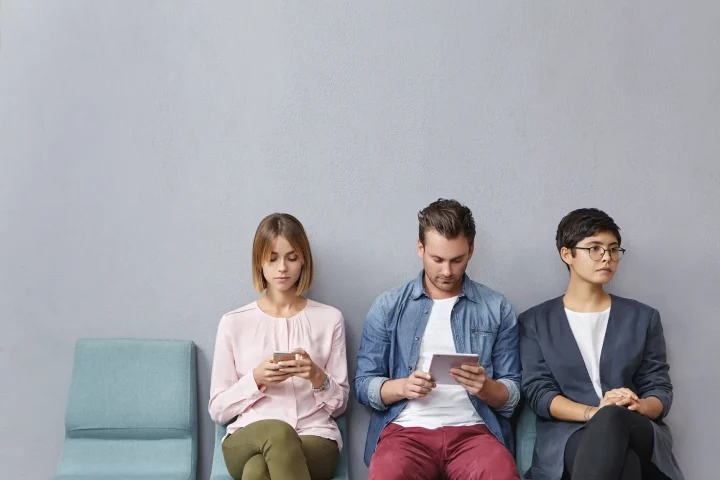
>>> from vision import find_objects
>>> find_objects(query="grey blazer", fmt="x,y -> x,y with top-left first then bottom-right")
518,295 -> 684,480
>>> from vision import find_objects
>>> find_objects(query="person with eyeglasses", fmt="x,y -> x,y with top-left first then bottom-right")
518,208 -> 684,480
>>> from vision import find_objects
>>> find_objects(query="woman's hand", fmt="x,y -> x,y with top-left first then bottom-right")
277,348 -> 326,389
605,389 -> 655,417
589,388 -> 640,419
606,388 -> 638,402
252,357 -> 291,388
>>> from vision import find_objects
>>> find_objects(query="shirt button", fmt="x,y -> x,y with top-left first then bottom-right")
424,310 -> 429,314
414,337 -> 419,341
408,367 -> 412,371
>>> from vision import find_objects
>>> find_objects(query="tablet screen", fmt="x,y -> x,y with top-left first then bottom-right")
428,353 -> 480,385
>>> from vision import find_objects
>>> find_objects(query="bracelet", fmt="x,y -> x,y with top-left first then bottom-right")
312,374 -> 330,393
584,406 -> 593,421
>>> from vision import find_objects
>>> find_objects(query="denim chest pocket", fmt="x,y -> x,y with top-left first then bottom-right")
470,328 -> 497,367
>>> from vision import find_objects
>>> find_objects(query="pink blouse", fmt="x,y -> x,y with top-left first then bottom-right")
208,299 -> 349,449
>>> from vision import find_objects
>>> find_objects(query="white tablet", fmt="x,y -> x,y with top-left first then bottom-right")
428,353 -> 480,385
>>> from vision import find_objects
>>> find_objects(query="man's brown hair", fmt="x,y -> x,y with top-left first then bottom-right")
418,199 -> 476,245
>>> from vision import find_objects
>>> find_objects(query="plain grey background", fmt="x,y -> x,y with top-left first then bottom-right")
1,1 -> 718,479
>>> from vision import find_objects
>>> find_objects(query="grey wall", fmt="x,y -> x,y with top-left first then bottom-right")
1,1 -> 718,479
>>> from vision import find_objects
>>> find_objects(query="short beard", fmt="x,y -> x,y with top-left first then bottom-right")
430,276 -> 460,292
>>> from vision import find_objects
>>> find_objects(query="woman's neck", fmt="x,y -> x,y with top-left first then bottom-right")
258,288 -> 307,318
563,279 -> 611,313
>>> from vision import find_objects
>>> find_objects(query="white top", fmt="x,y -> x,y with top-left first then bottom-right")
393,296 -> 484,428
565,307 -> 611,399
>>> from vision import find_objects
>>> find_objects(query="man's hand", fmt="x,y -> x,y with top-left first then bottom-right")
450,364 -> 486,396
380,370 -> 436,405
401,370 -> 436,399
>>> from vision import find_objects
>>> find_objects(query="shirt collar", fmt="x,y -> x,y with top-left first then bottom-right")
410,270 -> 477,303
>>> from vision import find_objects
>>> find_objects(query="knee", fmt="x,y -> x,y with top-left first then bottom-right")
590,405 -> 627,425
255,419 -> 299,445
586,406 -> 633,437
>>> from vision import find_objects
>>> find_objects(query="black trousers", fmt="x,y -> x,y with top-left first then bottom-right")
563,406 -> 668,480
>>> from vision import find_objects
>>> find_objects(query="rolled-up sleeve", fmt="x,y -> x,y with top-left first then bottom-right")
634,309 -> 673,420
497,378 -> 521,413
490,299 -> 522,417
518,311 -> 561,420
354,295 -> 392,412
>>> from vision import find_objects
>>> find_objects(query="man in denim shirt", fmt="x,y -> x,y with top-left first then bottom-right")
355,199 -> 522,480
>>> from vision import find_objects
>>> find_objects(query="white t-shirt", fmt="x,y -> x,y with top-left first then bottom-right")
565,307 -> 611,400
392,296 -> 484,429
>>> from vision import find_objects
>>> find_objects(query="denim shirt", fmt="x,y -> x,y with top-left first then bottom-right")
354,271 -> 522,466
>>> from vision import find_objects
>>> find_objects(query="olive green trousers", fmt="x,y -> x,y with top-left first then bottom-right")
222,419 -> 339,480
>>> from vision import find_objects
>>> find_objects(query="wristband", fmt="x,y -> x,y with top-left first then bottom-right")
312,374 -> 330,393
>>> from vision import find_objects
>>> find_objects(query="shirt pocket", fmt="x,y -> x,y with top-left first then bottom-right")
469,327 -> 497,369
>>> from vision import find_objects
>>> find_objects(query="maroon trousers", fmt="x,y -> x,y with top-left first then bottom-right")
369,423 -> 520,480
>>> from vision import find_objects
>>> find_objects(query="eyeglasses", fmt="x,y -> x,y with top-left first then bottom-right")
573,246 -> 626,262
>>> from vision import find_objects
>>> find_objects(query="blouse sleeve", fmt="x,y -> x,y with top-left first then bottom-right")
208,314 -> 267,424
312,313 -> 349,417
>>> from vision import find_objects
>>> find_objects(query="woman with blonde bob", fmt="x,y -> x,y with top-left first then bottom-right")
209,213 -> 349,480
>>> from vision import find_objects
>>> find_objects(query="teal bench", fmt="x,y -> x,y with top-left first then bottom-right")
515,402 -> 538,478
52,339 -> 198,480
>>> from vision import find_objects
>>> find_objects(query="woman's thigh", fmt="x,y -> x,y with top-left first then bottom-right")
563,407 -> 660,479
222,420 -> 304,479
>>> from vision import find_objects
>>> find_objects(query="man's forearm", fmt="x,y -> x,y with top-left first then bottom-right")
380,378 -> 405,406
477,377 -> 510,409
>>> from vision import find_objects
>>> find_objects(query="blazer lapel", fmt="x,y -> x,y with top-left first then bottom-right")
550,296 -> 595,389
598,294 -> 622,395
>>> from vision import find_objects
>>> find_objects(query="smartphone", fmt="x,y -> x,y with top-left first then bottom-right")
273,351 -> 297,363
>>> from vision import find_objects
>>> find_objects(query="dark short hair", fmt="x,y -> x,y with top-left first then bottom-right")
556,208 -> 622,266
418,199 -> 476,245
